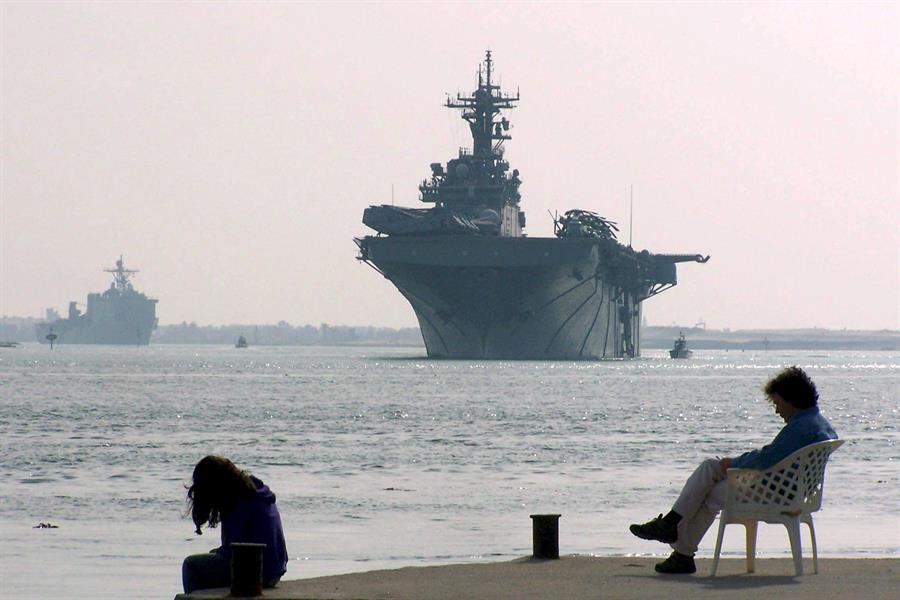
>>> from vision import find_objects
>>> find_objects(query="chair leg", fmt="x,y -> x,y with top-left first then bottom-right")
711,517 -> 727,576
806,516 -> 818,574
785,519 -> 803,576
744,521 -> 758,573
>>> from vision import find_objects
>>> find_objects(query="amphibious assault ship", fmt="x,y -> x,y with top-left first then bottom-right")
356,51 -> 708,359
35,256 -> 158,345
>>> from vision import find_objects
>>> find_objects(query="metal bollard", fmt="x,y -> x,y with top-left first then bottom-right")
230,542 -> 266,597
530,514 -> 561,559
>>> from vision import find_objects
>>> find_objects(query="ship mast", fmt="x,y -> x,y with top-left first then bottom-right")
104,255 -> 138,292
446,50 -> 519,157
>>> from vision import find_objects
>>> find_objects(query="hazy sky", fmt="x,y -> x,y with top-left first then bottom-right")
2,2 -> 897,330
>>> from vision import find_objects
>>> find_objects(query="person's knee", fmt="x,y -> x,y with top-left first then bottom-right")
182,556 -> 195,592
182,553 -> 202,572
182,553 -> 211,593
700,457 -> 725,476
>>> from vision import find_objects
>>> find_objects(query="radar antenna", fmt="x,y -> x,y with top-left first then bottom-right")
446,50 -> 519,156
104,255 -> 139,292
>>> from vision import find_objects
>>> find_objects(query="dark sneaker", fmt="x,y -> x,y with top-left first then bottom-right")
655,551 -> 696,574
629,514 -> 678,543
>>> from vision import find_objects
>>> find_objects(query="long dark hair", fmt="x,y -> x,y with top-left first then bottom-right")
186,455 -> 257,534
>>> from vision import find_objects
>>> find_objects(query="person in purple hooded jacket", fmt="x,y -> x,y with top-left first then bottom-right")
182,456 -> 288,593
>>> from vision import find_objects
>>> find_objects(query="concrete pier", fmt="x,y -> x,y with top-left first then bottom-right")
174,556 -> 899,600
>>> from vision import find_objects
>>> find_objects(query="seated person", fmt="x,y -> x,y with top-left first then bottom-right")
629,366 -> 837,574
182,455 -> 288,593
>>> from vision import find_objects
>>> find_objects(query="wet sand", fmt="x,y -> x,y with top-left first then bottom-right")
175,555 -> 899,599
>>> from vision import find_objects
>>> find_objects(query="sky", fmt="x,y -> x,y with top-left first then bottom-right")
1,1 -> 897,330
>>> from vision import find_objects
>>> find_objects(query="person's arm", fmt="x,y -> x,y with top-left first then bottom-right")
212,521 -> 231,558
213,501 -> 252,559
731,423 -> 796,470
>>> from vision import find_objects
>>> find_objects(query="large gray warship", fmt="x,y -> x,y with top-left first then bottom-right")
35,256 -> 158,345
357,51 -> 707,359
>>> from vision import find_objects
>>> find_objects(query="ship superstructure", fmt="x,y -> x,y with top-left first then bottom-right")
357,52 -> 707,359
35,256 -> 158,345
362,51 -> 523,239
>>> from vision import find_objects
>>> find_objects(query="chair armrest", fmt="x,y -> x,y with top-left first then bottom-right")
723,468 -> 764,509
725,468 -> 761,482
722,440 -> 844,514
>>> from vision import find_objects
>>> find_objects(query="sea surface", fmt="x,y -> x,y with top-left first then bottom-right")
0,344 -> 897,599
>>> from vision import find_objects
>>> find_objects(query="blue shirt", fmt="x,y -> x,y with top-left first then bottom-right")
732,406 -> 837,470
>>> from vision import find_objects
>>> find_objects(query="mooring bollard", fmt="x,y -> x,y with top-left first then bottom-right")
530,513 -> 561,559
230,542 -> 266,597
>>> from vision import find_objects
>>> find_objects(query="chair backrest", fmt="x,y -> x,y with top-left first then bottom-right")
725,439 -> 844,516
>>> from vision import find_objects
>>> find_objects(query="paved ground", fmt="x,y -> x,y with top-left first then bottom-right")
174,556 -> 900,600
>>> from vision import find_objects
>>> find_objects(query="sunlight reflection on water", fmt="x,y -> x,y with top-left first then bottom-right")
1,346 -> 897,599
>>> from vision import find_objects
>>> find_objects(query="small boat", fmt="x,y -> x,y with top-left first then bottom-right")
235,335 -> 249,349
669,332 -> 692,359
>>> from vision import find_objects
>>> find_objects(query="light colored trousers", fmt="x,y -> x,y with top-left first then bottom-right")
670,458 -> 728,556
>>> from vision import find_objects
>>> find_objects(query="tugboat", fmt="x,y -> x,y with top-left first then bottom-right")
235,335 -> 249,349
356,51 -> 708,359
669,332 -> 693,359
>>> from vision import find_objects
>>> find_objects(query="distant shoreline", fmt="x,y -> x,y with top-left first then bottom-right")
640,326 -> 899,351
2,317 -> 897,351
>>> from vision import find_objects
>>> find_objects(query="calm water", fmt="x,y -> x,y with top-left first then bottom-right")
0,344 -> 897,599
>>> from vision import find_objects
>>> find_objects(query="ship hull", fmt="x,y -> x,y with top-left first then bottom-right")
361,236 -> 646,359
35,292 -> 157,346
35,316 -> 156,345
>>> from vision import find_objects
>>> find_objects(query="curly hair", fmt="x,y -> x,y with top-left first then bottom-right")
763,366 -> 819,410
186,455 -> 257,534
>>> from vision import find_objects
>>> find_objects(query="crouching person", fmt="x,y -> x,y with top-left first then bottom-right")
182,456 -> 288,593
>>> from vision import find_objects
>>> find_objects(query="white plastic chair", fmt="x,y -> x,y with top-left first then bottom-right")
710,438 -> 844,576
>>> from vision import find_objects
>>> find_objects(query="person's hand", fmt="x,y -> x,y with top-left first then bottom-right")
719,457 -> 733,472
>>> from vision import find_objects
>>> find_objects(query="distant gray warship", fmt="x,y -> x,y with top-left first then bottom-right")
35,256 -> 158,345
357,51 -> 708,359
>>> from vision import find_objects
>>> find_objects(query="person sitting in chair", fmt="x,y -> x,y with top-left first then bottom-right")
629,366 -> 837,574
